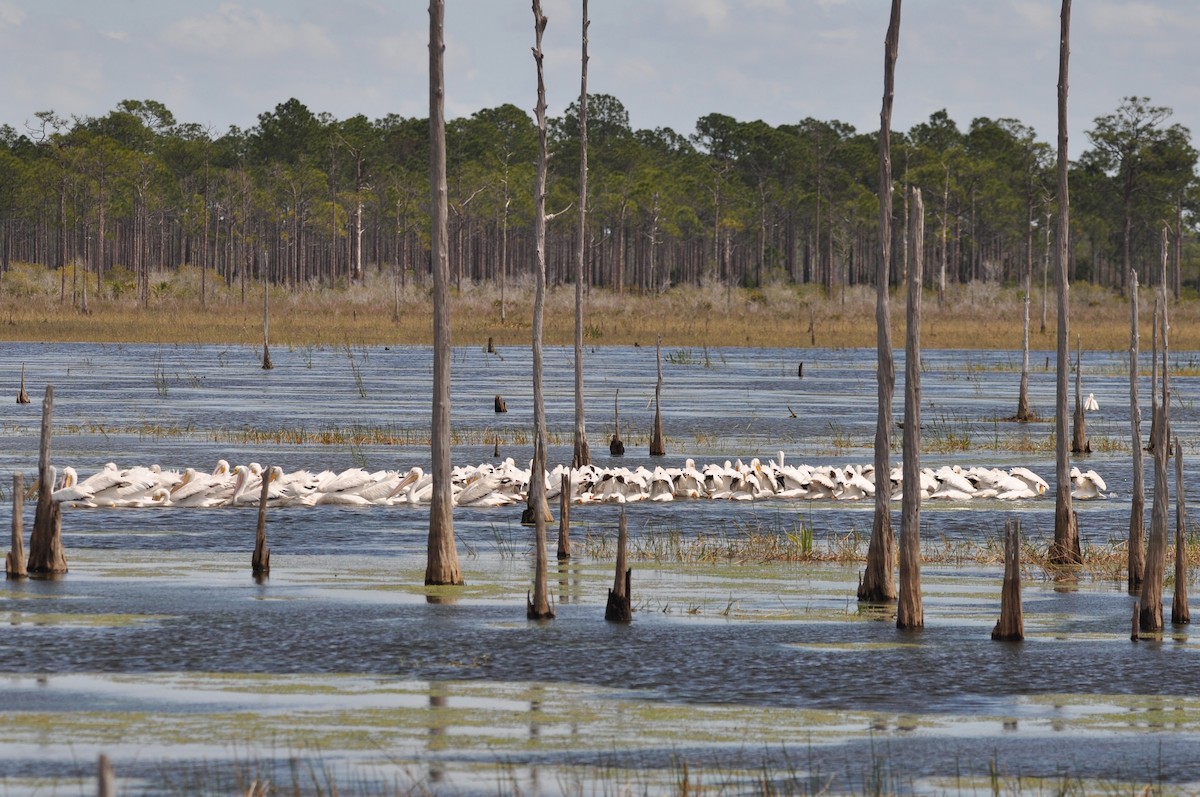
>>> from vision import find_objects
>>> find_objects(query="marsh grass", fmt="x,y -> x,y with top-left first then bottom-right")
5,264 -> 1199,351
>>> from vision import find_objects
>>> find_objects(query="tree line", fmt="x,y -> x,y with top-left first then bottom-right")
0,94 -> 1195,304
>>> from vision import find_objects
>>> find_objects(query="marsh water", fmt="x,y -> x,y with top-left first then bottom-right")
2,341 -> 1200,795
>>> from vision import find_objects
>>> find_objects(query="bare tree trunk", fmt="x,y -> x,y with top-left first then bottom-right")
1050,0 -> 1080,566
425,0 -> 463,587
1150,298 -> 1159,451
991,518 -> 1025,641
859,0 -> 901,604
1140,247 -> 1171,632
28,387 -> 66,574
6,472 -> 26,578
261,252 -> 273,370
527,0 -> 554,620
650,335 -> 665,456
609,388 -> 624,456
897,187 -> 923,630
252,467 -> 271,577
571,0 -> 591,469
1129,270 -> 1145,592
1172,436 -> 1189,625
557,472 -> 571,560
1016,199 -> 1033,420
605,509 -> 632,622
1071,337 -> 1087,453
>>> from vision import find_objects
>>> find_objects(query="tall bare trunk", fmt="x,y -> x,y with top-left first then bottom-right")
1139,230 -> 1171,632
572,0 -> 591,469
1050,0 -> 1079,566
1017,196 -> 1033,420
1172,436 -> 1190,625
859,0 -> 901,604
527,0 -> 554,620
897,187 -> 923,629
1128,270 -> 1145,592
425,0 -> 463,587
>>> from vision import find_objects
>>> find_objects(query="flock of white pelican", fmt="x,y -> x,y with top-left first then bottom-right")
46,456 -> 1109,509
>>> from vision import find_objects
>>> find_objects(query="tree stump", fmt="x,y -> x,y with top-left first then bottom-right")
98,753 -> 115,797
991,518 -> 1024,641
16,364 -> 30,404
252,468 -> 272,577
487,336 -> 496,354
605,509 -> 632,622
1071,337 -> 1089,453
6,472 -> 27,578
1172,437 -> 1189,625
27,387 -> 67,575
494,394 -> 508,413
649,336 -> 665,456
609,389 -> 624,456
556,472 -> 571,560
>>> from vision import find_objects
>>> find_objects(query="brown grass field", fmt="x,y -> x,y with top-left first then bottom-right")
0,262 -> 1197,350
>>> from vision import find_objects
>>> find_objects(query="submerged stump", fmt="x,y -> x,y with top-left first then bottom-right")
1172,437 -> 1190,626
605,510 -> 633,622
991,518 -> 1024,641
557,472 -> 571,560
609,389 -> 625,456
494,394 -> 508,413
17,364 -> 30,404
252,468 -> 271,577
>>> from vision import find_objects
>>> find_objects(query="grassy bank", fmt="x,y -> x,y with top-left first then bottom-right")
1,262 -> 1197,349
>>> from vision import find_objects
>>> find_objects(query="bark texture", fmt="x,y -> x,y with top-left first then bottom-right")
527,0 -> 554,620
991,518 -> 1025,641
28,387 -> 67,574
425,0 -> 464,587
605,509 -> 632,622
1050,0 -> 1080,566
571,0 -> 591,469
6,472 -> 26,578
860,0 -> 901,604
897,186 -> 923,630
1128,270 -> 1145,592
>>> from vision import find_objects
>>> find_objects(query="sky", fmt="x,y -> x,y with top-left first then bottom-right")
3,1 -> 1199,157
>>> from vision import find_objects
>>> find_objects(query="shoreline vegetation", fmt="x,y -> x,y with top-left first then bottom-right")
2,262 -> 1198,350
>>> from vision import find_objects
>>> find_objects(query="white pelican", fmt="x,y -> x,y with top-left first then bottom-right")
1070,467 -> 1108,500
1084,393 -> 1099,412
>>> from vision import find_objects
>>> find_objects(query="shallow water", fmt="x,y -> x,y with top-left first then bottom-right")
2,342 -> 1199,795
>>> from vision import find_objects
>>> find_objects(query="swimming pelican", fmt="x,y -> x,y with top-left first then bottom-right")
1070,467 -> 1108,500
1083,393 -> 1099,412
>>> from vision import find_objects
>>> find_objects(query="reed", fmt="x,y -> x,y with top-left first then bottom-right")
4,263 -> 1197,350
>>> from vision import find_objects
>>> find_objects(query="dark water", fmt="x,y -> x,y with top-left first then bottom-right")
2,343 -> 1199,795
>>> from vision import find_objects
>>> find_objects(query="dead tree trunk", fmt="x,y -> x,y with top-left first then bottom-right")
991,518 -> 1025,641
1140,288 -> 1171,633
1071,337 -> 1089,453
1050,0 -> 1080,566
252,467 -> 271,577
27,387 -> 66,574
17,364 -> 30,404
425,0 -> 464,587
1016,196 -> 1033,421
557,472 -> 571,561
605,509 -> 632,622
1129,270 -> 1145,592
98,754 -> 115,797
526,0 -> 554,620
1172,436 -> 1190,625
571,0 -> 591,470
897,186 -> 924,630
261,262 -> 273,370
859,0 -> 901,604
1150,298 -> 1160,451
650,336 -> 665,456
609,389 -> 625,456
6,472 -> 26,578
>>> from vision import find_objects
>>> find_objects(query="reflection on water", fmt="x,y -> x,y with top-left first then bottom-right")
2,343 -> 1199,793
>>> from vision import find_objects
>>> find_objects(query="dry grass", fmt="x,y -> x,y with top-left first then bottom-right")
585,520 -> 1200,583
2,262 -> 1197,350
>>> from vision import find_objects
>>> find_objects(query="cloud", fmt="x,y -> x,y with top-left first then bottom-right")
0,1 -> 24,28
666,0 -> 729,31
163,3 -> 336,59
